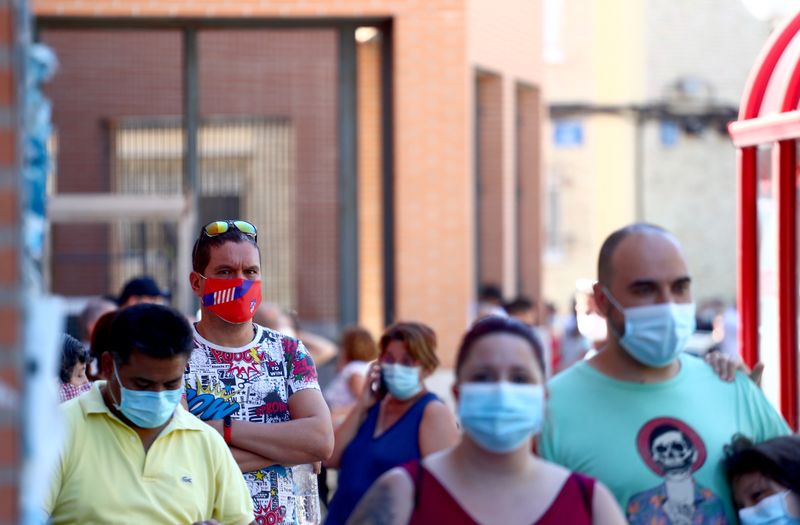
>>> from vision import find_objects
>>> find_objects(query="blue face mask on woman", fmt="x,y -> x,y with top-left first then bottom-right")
111,364 -> 183,429
458,382 -> 545,453
381,363 -> 423,400
740,491 -> 800,525
604,287 -> 696,367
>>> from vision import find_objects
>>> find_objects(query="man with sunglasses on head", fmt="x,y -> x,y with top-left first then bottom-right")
184,220 -> 334,525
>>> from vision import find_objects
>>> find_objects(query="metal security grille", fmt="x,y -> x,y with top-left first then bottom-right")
110,116 -> 297,312
39,24 -> 368,333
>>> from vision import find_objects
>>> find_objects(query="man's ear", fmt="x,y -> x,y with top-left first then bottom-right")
592,282 -> 609,319
189,272 -> 204,297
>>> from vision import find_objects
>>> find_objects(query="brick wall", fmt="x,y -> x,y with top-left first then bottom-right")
0,0 -> 23,522
516,84 -> 542,303
356,35 -> 385,338
41,28 -> 341,324
34,0 -> 543,366
476,72 -> 504,289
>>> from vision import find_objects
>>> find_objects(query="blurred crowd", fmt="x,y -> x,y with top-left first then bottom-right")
46,220 -> 796,525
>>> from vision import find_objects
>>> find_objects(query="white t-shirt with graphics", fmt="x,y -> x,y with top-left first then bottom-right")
185,324 -> 321,524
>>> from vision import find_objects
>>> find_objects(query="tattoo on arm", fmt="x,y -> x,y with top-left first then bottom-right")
347,480 -> 398,525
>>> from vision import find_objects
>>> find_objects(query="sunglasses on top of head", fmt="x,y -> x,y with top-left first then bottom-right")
200,220 -> 258,243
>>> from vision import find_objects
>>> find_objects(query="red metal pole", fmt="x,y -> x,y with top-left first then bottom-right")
738,147 -> 759,369
777,140 -> 798,430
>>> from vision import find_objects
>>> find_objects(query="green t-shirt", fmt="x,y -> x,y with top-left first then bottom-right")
540,354 -> 789,524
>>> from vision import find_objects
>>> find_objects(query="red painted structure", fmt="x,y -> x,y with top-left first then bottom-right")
729,12 -> 800,430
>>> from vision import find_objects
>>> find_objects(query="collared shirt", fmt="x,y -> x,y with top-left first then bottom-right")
45,382 -> 254,525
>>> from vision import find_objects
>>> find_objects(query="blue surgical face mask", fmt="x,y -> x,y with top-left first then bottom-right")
603,288 -> 696,368
111,364 -> 183,429
740,491 -> 800,525
381,363 -> 423,400
458,382 -> 545,453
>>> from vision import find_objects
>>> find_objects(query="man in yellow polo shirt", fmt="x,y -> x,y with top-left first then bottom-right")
44,303 -> 255,525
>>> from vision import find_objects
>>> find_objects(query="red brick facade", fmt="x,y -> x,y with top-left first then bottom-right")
35,0 -> 544,366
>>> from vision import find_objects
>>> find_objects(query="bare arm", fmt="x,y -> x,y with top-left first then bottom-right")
326,363 -> 380,468
418,400 -> 460,457
592,481 -> 627,525
229,446 -> 276,473
347,373 -> 366,398
228,389 -> 334,465
347,467 -> 414,525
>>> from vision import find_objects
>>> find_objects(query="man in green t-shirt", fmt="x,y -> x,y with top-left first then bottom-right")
540,223 -> 789,524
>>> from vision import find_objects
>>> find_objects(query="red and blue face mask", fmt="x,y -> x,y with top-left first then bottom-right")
201,277 -> 262,324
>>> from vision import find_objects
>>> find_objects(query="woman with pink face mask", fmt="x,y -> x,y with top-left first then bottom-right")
725,435 -> 800,525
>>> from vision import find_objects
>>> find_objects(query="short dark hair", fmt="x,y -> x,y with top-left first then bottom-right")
109,304 -> 194,365
478,284 -> 503,303
597,223 -> 670,286
118,275 -> 168,306
724,434 -> 800,498
455,316 -> 545,379
192,229 -> 260,274
60,334 -> 88,383
505,296 -> 535,316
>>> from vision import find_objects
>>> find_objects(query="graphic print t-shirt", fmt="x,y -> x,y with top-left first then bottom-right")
185,324 -> 320,524
540,353 -> 790,524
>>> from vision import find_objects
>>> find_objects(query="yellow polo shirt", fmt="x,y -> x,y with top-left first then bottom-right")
45,382 -> 254,525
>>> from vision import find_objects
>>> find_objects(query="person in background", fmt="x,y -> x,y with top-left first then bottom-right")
255,302 -> 338,370
505,296 -> 553,378
557,296 -> 591,374
86,310 -> 117,381
45,304 -> 255,525
724,434 -> 800,524
58,334 -> 92,402
78,297 -> 116,377
324,322 -> 460,525
324,326 -> 379,427
574,278 -> 608,354
185,219 -> 333,525
540,223 -> 789,523
117,275 -> 169,308
474,283 -> 507,320
77,296 -> 116,350
349,316 -> 626,525
543,301 -> 562,371
505,296 -> 537,326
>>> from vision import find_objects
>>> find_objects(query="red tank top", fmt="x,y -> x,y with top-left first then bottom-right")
401,461 -> 595,525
